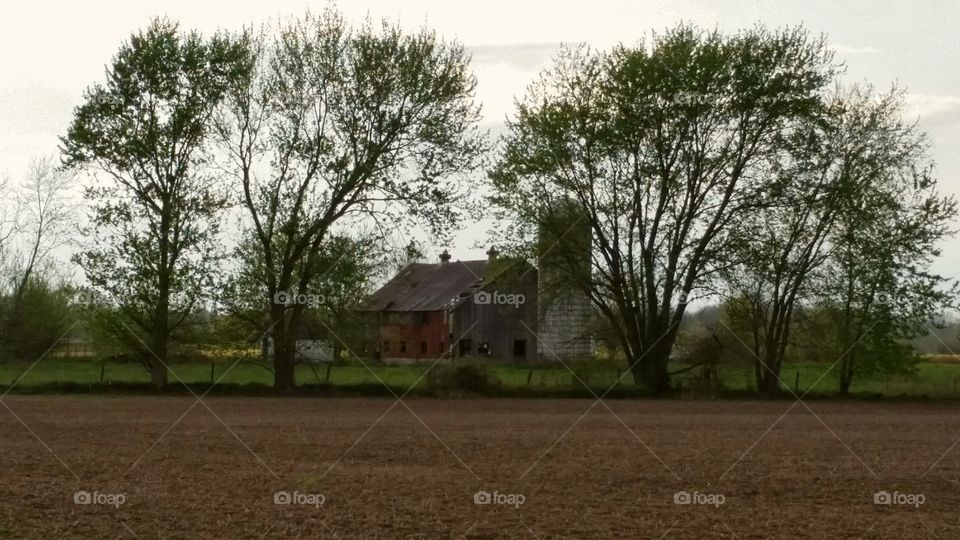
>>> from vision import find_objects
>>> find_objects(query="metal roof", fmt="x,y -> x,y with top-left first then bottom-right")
359,260 -> 488,312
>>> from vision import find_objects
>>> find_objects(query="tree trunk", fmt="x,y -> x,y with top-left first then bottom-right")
629,334 -> 674,393
149,331 -> 168,387
838,372 -> 852,395
150,355 -> 168,387
754,359 -> 764,393
759,347 -> 783,398
274,345 -> 296,392
761,370 -> 780,397
649,352 -> 673,392
271,305 -> 296,392
150,284 -> 170,388
152,202 -> 172,389
838,352 -> 855,395
757,327 -> 786,398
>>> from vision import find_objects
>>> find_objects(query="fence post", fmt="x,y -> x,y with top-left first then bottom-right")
325,363 -> 333,383
210,362 -> 215,384
794,371 -> 800,393
100,362 -> 105,384
526,369 -> 533,386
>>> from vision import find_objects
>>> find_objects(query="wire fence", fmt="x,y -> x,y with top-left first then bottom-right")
2,358 -> 960,397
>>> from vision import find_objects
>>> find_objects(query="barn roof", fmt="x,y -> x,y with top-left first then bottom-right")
359,260 -> 488,312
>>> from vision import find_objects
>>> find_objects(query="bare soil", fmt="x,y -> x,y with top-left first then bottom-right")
0,396 -> 958,539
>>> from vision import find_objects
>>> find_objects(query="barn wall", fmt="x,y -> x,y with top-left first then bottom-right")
451,266 -> 539,362
371,310 -> 450,361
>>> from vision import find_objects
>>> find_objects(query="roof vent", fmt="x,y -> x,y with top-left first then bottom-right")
486,246 -> 499,261
439,249 -> 451,265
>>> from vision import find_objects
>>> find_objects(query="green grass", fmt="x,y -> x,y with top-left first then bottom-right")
0,360 -> 433,388
705,362 -> 960,397
2,358 -> 960,398
0,358 -> 635,391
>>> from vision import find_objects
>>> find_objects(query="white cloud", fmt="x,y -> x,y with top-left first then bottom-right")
904,94 -> 960,129
468,43 -> 566,71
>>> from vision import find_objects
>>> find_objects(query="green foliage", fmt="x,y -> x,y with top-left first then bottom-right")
490,24 -> 838,391
61,18 -> 251,385
216,8 -> 487,389
0,278 -> 76,361
820,88 -> 958,392
717,85 -> 957,395
427,364 -> 499,393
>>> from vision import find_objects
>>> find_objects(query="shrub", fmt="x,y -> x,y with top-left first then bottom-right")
428,364 -> 499,393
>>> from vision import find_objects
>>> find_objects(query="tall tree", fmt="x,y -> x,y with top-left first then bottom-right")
824,90 -> 957,393
723,87 -> 910,395
491,25 -> 837,391
62,18 -> 250,386
216,10 -> 485,390
725,86 -> 958,395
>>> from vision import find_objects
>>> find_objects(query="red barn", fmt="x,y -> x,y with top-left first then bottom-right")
358,248 -> 540,363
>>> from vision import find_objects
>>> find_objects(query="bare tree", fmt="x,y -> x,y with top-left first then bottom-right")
0,156 -> 75,359
0,174 -> 21,273
9,156 -> 75,305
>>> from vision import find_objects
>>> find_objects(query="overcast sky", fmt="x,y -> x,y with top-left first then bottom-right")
2,0 -> 959,276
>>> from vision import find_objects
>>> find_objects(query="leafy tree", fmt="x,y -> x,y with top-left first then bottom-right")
490,25 -> 836,391
220,231 -> 384,361
61,19 -> 250,386
722,86 -> 922,395
823,90 -> 957,393
309,235 -> 383,350
216,10 -> 486,390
